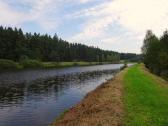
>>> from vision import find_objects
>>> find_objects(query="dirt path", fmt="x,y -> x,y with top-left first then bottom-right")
51,69 -> 126,126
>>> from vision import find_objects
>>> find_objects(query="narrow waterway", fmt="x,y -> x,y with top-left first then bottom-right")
0,64 -> 124,126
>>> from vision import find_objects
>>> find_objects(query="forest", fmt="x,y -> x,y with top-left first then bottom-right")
0,26 -> 120,62
142,30 -> 168,79
120,53 -> 141,62
0,26 -> 140,69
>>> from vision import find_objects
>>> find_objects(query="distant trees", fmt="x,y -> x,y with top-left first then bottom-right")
0,26 -> 120,63
142,30 -> 168,79
120,53 -> 141,62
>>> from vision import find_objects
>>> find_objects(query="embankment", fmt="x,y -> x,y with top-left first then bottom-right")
51,66 -> 127,126
51,64 -> 168,126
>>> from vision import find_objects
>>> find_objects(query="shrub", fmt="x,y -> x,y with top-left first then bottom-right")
20,59 -> 43,68
160,70 -> 168,80
0,59 -> 21,70
73,62 -> 79,66
19,55 -> 29,62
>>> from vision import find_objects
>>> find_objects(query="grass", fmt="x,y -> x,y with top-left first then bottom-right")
123,64 -> 168,126
0,59 -> 22,70
0,59 -> 111,70
51,64 -> 168,126
20,59 -> 43,68
42,61 -> 104,68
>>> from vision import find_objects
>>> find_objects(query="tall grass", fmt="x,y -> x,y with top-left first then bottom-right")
0,59 -> 111,70
42,61 -> 107,68
0,59 -> 22,70
20,59 -> 43,68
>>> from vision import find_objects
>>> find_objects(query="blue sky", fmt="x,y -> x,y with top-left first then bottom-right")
1,0 -> 168,53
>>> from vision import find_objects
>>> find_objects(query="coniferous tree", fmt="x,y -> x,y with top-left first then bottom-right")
0,26 -> 120,63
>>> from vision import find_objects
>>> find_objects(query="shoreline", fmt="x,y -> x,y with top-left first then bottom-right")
0,61 -> 117,72
50,66 -> 127,126
50,64 -> 168,126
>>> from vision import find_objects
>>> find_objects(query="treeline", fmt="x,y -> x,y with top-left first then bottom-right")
120,53 -> 141,62
142,30 -> 168,79
0,26 -> 120,62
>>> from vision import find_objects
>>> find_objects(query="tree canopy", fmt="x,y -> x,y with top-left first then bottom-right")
142,30 -> 168,79
0,26 -> 141,64
0,26 -> 120,63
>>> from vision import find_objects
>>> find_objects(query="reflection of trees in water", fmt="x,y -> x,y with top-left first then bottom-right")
0,69 -> 119,106
0,83 -> 25,106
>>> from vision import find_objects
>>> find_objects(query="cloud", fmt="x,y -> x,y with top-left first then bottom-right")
70,16 -> 114,41
0,0 -> 61,31
0,1 -> 26,26
27,0 -> 61,31
113,0 -> 168,34
67,0 -> 168,53
70,0 -> 168,33
0,0 -> 95,31
1,0 -> 168,53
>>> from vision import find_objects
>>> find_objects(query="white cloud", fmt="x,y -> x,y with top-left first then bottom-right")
70,16 -> 115,42
113,0 -> 168,34
27,0 -> 61,31
1,0 -> 168,53
0,0 -> 60,30
68,0 -> 168,53
0,1 -> 26,26
0,0 -> 101,30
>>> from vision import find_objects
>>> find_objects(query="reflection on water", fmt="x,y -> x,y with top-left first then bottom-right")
0,64 -> 123,126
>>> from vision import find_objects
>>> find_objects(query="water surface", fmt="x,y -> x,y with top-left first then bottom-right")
0,64 -> 124,126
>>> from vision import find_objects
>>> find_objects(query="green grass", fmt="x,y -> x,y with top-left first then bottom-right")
0,59 -> 22,70
42,61 -> 108,68
21,59 -> 43,68
0,59 -> 111,70
123,65 -> 168,126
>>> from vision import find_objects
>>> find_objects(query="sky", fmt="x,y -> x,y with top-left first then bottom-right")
1,0 -> 168,53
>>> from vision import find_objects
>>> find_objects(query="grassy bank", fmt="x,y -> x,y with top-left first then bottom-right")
42,61 -> 108,68
51,64 -> 168,126
0,59 -> 111,71
51,67 -> 125,126
123,65 -> 168,126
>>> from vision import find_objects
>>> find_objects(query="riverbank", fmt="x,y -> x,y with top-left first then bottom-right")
51,65 -> 126,126
51,64 -> 168,126
42,61 -> 110,68
0,59 -> 112,71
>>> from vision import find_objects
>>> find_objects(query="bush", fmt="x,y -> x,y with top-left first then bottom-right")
0,59 -> 21,70
20,59 -> 43,68
160,70 -> 168,80
73,62 -> 79,66
19,55 -> 29,61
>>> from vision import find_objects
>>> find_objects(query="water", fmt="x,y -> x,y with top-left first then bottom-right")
0,64 -> 124,126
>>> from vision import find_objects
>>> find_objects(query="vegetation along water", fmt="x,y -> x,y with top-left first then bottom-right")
0,25 -> 168,126
52,64 -> 168,126
0,26 -> 140,70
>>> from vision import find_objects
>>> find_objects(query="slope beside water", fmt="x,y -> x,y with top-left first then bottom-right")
53,64 -> 168,126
